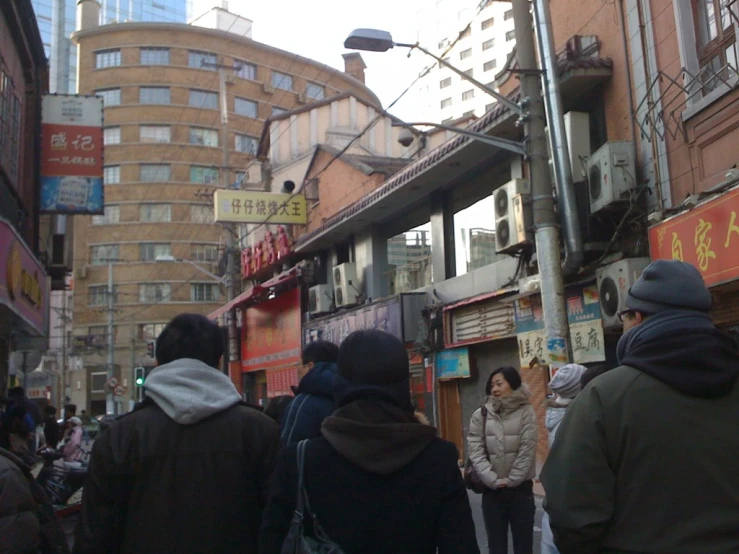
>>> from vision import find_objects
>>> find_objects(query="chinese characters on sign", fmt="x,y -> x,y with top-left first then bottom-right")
242,226 -> 293,278
650,186 -> 739,286
242,288 -> 301,372
214,190 -> 308,225
304,298 -> 402,346
40,95 -> 104,214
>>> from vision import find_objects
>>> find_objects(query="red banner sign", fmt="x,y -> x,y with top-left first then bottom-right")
266,366 -> 299,397
242,287 -> 301,372
242,225 -> 293,278
649,186 -> 739,287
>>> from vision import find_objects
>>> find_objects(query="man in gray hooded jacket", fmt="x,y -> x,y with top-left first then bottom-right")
74,313 -> 281,554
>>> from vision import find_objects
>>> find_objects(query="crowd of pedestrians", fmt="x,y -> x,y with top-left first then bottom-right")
1,259 -> 738,554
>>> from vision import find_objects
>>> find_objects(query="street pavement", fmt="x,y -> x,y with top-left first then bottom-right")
468,491 -> 544,554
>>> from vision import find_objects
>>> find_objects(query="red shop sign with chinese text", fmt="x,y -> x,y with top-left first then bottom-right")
241,287 -> 301,372
649,186 -> 739,287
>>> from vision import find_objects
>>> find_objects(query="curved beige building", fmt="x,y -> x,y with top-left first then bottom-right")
69,19 -> 379,413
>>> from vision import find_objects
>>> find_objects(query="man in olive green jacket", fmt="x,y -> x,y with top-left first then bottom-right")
541,260 -> 739,554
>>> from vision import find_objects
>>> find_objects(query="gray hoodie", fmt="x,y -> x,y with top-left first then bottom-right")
144,358 -> 242,425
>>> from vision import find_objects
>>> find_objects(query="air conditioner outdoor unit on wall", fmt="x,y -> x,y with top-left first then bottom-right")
309,284 -> 334,315
546,111 -> 591,183
333,262 -> 359,308
494,178 -> 532,253
588,141 -> 635,214
596,257 -> 651,331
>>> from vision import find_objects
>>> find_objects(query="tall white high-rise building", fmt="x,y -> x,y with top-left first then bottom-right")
411,0 -> 515,123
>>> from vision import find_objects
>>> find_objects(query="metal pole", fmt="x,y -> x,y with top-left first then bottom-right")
130,317 -> 136,407
511,0 -> 571,364
22,351 -> 28,391
106,260 -> 115,414
61,289 -> 68,409
218,66 -> 240,374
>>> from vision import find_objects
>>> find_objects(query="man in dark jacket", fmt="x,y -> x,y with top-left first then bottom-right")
541,260 -> 739,554
74,313 -> 281,554
261,329 -> 480,554
280,340 -> 339,445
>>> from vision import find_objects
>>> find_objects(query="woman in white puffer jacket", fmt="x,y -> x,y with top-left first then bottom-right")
467,366 -> 538,554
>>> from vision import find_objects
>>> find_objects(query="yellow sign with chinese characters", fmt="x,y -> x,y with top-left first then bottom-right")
213,191 -> 308,225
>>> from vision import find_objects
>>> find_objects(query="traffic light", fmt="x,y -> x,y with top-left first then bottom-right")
146,340 -> 156,359
134,367 -> 146,387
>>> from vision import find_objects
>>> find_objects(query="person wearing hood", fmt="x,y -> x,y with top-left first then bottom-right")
74,313 -> 281,554
541,260 -> 739,554
540,363 -> 586,554
260,329 -> 480,554
468,366 -> 538,554
280,340 -> 339,445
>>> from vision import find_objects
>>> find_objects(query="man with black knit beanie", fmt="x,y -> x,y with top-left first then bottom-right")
260,329 -> 480,554
542,260 -> 739,554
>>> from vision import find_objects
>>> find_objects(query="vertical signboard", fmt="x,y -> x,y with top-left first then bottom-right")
40,95 -> 104,214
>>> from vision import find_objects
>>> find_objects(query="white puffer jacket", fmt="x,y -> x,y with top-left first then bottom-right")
467,385 -> 538,489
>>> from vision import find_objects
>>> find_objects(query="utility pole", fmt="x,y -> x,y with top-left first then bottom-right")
61,289 -> 68,408
511,0 -> 571,364
106,260 -> 115,415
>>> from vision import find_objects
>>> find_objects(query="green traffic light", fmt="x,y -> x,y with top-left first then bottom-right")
135,377 -> 145,386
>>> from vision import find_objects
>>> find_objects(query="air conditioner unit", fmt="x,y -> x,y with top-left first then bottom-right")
262,83 -> 275,94
333,262 -> 359,308
588,141 -> 635,214
596,257 -> 651,330
76,266 -> 87,280
494,179 -> 532,253
546,111 -> 591,183
309,284 -> 334,315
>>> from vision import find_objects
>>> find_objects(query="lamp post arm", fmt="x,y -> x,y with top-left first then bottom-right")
398,121 -> 528,155
396,42 -> 523,115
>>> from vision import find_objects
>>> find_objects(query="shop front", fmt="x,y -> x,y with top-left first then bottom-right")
649,185 -> 739,338
1,217 -> 49,395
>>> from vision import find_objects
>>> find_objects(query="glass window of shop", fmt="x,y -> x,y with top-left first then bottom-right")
386,223 -> 433,294
453,193 -> 505,277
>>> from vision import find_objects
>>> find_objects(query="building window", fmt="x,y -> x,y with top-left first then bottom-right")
460,27 -> 472,39
484,60 -> 497,72
88,326 -> 117,341
140,164 -> 170,182
440,77 -> 452,89
462,89 -> 475,101
104,165 -> 120,184
139,87 -> 170,105
140,243 -> 171,261
0,73 -> 20,182
190,165 -> 219,184
386,225 -> 433,294
190,205 -> 214,224
189,50 -> 217,70
305,82 -> 325,100
272,107 -> 287,116
235,134 -> 258,154
189,89 -> 218,109
463,110 -> 475,117
189,127 -> 218,146
482,17 -> 494,30
441,97 -> 453,109
234,60 -> 256,80
139,283 -> 171,303
96,88 -> 121,107
506,30 -> 516,42
88,285 -> 115,307
483,38 -> 495,51
92,205 -> 120,225
138,323 -> 167,341
140,48 -> 169,65
464,68 -> 474,77
140,203 -> 171,222
103,127 -> 121,145
90,245 -> 119,265
191,243 -> 218,261
90,372 -> 108,393
460,48 -> 473,60
271,71 -> 293,91
504,9 -> 513,20
693,0 -> 739,92
235,97 -> 258,118
140,125 -> 170,143
95,49 -> 121,68
191,283 -> 219,302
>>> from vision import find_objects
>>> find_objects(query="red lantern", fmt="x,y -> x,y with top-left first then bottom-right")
277,225 -> 291,260
241,247 -> 253,278
253,243 -> 263,273
264,231 -> 276,265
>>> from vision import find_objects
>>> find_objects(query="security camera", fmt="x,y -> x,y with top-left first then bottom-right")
398,128 -> 415,147
282,180 -> 296,193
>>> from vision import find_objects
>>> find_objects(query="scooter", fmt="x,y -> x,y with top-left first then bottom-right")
35,449 -> 88,510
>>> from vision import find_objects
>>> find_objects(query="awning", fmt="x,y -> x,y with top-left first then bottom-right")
442,286 -> 519,313
207,266 -> 299,320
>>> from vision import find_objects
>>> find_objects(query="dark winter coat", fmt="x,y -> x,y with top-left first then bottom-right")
0,448 -> 41,554
541,310 -> 739,554
261,399 -> 480,554
43,416 -> 61,449
280,362 -> 337,445
73,358 -> 281,554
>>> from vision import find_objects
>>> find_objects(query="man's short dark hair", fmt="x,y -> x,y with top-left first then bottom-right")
156,313 -> 224,368
302,340 -> 339,365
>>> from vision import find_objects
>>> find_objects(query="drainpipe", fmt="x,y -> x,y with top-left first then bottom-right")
618,0 -> 640,191
532,0 -> 584,276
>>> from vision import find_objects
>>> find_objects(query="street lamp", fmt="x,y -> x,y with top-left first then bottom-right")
155,255 -> 227,285
392,121 -> 527,156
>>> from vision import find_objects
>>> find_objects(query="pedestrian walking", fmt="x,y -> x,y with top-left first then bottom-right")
467,366 -> 538,554
43,405 -> 61,450
541,260 -> 739,554
61,417 -> 84,463
260,329 -> 480,554
539,363 -> 586,554
74,313 -> 281,554
280,340 -> 339,445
